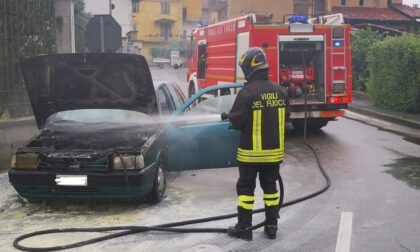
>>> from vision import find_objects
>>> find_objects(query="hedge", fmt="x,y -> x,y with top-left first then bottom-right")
367,36 -> 420,112
351,29 -> 385,91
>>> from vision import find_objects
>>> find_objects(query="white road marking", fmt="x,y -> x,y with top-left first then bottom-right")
335,212 -> 353,252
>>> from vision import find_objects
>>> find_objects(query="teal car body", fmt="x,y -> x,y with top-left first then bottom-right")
165,84 -> 244,171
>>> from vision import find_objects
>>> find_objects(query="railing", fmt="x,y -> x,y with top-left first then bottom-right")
0,0 -> 55,119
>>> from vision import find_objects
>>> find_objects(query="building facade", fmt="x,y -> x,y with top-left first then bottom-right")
329,0 -> 402,9
227,0 -> 293,22
294,0 -> 326,16
132,0 -> 184,60
182,0 -> 203,54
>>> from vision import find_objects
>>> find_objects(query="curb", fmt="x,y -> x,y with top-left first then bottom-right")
347,105 -> 420,130
0,117 -> 36,129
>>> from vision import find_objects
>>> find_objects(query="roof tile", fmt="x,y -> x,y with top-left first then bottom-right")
392,4 -> 420,18
332,6 -> 411,21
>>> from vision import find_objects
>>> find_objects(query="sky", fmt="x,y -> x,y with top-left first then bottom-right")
403,0 -> 420,6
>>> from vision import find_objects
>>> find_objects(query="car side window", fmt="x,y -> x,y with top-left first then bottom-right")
156,87 -> 174,115
167,85 -> 184,110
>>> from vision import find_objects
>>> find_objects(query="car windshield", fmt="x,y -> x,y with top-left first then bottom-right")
186,93 -> 237,115
46,109 -> 152,126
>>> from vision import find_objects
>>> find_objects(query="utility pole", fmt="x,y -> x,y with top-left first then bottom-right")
109,0 -> 113,15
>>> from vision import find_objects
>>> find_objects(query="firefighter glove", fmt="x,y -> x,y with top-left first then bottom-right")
221,112 -> 229,121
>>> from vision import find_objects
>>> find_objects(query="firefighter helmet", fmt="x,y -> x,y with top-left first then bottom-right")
239,48 -> 269,80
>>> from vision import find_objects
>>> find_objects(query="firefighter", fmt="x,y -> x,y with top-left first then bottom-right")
221,47 -> 288,240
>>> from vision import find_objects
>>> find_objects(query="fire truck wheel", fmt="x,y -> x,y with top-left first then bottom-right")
188,82 -> 196,98
292,118 -> 329,133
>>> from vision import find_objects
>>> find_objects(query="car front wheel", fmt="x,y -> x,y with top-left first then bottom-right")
147,158 -> 166,203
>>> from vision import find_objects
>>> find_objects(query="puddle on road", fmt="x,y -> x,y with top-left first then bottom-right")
385,157 -> 420,190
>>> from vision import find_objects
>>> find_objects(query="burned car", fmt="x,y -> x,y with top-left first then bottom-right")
8,53 -> 243,203
8,53 -> 186,202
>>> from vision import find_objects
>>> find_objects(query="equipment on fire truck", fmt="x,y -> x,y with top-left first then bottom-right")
308,13 -> 345,25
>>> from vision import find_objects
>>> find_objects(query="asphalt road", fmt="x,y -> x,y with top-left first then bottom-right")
0,68 -> 419,252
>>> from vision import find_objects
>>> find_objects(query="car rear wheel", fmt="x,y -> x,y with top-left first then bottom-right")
147,158 -> 166,203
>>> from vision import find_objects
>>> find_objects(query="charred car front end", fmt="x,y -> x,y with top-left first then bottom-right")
8,54 -> 167,202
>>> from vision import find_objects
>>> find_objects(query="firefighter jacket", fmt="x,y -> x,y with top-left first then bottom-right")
229,80 -> 288,165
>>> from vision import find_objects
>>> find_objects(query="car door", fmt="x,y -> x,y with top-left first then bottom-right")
165,84 -> 243,171
156,84 -> 176,115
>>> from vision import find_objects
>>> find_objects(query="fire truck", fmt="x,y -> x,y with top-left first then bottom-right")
187,13 -> 352,130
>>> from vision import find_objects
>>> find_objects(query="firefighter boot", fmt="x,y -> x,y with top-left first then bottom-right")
264,206 -> 279,239
227,207 -> 253,241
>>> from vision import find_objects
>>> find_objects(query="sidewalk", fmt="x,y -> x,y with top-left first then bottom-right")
348,91 -> 420,130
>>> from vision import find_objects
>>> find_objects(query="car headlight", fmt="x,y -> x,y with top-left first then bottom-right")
112,154 -> 145,170
11,153 -> 39,170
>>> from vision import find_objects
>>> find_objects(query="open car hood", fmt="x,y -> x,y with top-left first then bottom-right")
21,53 -> 158,129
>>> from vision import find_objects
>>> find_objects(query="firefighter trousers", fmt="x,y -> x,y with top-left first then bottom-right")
236,164 -> 280,228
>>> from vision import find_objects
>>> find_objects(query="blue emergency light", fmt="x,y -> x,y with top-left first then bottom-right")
333,40 -> 343,47
288,16 -> 308,24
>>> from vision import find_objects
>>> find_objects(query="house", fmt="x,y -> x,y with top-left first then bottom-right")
391,3 -> 420,32
330,0 -> 412,33
132,0 -> 184,61
294,0 -> 326,16
181,0 -> 203,55
207,0 -> 293,23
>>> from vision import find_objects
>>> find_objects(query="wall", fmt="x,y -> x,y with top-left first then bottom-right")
182,0 -> 202,20
227,0 -> 293,22
295,0 -> 326,15
0,118 -> 38,171
55,0 -> 75,53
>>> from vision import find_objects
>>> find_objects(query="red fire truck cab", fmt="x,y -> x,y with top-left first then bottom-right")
187,14 -> 352,131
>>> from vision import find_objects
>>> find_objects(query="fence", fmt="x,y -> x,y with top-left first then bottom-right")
0,0 -> 55,119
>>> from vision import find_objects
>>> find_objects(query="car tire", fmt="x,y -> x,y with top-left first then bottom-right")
173,64 -> 179,69
147,158 -> 166,204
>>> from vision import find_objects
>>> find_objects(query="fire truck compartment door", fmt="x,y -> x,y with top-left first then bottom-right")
236,32 -> 250,83
165,84 -> 244,171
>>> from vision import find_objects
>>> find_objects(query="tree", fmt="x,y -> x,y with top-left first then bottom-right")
74,0 -> 85,14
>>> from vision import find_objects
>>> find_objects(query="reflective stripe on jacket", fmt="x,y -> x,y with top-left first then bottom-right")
229,80 -> 288,165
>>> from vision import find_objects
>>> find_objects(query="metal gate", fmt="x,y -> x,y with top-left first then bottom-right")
0,0 -> 55,119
